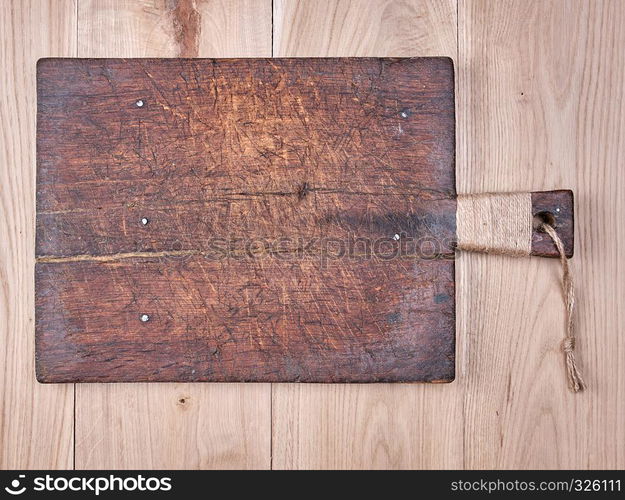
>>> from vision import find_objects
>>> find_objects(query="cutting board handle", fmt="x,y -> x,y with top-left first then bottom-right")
530,190 -> 574,258
456,190 -> 574,258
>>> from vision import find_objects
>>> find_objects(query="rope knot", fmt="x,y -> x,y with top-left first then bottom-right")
562,337 -> 575,353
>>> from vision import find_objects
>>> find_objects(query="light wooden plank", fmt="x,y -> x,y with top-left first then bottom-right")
459,0 -> 625,468
77,0 -> 271,57
75,0 -> 272,470
0,0 -> 76,469
77,384 -> 270,469
272,0 -> 462,469
273,383 -> 462,469
274,0 -> 456,57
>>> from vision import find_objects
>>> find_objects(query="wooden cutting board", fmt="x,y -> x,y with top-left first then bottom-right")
35,57 -> 572,383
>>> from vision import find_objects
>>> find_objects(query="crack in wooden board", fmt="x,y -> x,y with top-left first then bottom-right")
36,57 -> 456,383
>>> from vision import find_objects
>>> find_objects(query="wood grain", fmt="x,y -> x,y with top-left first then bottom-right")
77,0 -> 271,58
274,0 -> 457,57
273,382 -> 462,469
271,0 -> 463,469
0,0 -> 75,469
74,0 -> 273,469
76,383 -> 270,469
458,0 -> 625,468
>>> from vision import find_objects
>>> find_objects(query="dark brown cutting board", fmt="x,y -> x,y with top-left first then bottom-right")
35,57 -> 571,383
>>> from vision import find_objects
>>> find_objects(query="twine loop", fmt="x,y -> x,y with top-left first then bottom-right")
540,221 -> 585,392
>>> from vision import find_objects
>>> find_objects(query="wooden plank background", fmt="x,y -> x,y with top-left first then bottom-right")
1,0 -> 623,469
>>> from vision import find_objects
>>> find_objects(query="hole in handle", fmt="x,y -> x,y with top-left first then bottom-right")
533,211 -> 556,231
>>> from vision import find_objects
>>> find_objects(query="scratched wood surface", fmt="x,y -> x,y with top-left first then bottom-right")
36,58 -> 457,257
2,0 -> 624,469
36,56 -> 457,383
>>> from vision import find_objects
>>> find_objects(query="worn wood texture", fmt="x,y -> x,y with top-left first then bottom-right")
0,0 -> 75,469
36,58 -> 457,258
37,257 -> 454,382
531,190 -> 573,258
74,0 -> 273,470
36,56 -> 457,383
